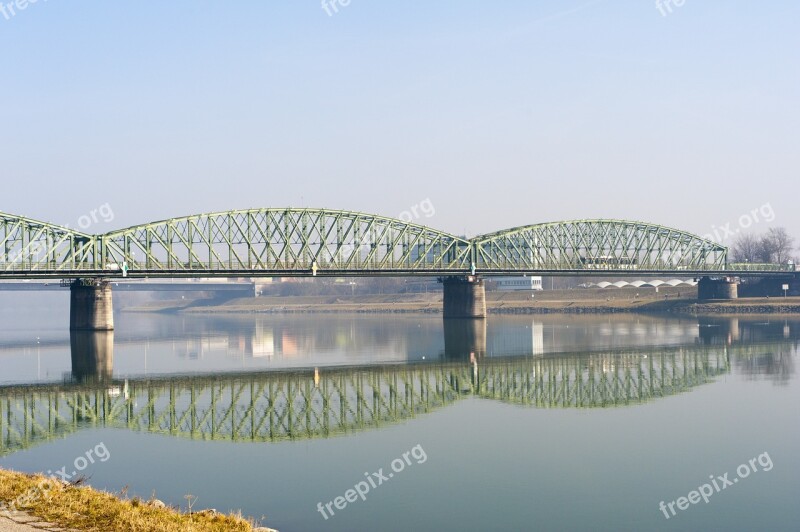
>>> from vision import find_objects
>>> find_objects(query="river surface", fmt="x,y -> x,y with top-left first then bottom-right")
1,292 -> 799,531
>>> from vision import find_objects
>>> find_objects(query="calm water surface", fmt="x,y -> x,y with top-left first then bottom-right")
1,292 -> 799,531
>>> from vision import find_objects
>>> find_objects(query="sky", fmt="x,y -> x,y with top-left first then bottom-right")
0,0 -> 797,245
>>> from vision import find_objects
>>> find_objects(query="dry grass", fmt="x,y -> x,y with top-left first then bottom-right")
0,469 -> 258,531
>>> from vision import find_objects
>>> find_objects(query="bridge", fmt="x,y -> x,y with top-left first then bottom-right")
0,343 -> 740,456
1,208 -> 796,328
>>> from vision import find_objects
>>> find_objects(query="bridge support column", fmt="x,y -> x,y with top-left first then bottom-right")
442,276 -> 486,319
697,276 -> 738,301
70,279 -> 114,331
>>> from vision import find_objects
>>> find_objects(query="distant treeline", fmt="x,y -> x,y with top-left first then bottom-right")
731,227 -> 796,264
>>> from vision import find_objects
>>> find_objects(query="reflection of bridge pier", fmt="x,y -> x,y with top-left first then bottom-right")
443,319 -> 487,359
70,330 -> 114,383
698,317 -> 740,345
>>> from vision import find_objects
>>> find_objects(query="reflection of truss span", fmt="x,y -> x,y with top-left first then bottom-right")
0,345 -> 739,455
8,209 -> 793,277
480,348 -> 728,408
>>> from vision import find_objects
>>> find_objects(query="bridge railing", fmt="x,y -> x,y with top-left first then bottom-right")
471,260 -> 727,272
3,260 -> 797,276
0,262 -> 99,272
727,263 -> 796,272
112,258 -> 473,273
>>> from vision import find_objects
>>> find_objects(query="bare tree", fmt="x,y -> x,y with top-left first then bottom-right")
763,227 -> 795,264
732,228 -> 796,264
757,236 -> 775,263
731,233 -> 762,263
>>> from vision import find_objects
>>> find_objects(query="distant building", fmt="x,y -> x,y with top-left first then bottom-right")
494,276 -> 543,291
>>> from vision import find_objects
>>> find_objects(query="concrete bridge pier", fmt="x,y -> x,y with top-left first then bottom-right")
697,276 -> 738,301
70,279 -> 114,331
441,276 -> 486,319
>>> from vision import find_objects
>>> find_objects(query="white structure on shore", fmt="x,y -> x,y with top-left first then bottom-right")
493,276 -> 543,291
581,279 -> 697,289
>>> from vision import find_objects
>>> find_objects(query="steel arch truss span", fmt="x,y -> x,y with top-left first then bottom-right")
100,209 -> 472,276
472,219 -> 727,273
0,213 -> 95,274
0,210 -> 755,277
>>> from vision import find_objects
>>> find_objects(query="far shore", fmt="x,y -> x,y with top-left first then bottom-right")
120,287 -> 800,316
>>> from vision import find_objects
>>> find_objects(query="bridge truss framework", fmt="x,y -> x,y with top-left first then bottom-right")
0,208 -> 768,278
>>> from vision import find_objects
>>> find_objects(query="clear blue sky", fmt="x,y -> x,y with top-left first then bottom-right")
1,0 -> 797,242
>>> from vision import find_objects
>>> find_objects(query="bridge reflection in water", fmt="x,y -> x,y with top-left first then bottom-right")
70,331 -> 115,383
8,322 -> 786,457
444,319 -> 487,358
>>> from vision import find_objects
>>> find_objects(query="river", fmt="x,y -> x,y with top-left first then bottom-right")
1,292 -> 798,531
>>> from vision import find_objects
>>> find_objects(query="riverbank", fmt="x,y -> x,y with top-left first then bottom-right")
121,288 -> 800,315
0,469 -> 272,532
658,297 -> 800,315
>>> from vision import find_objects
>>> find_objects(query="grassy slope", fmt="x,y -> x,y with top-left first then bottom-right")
0,469 -> 259,532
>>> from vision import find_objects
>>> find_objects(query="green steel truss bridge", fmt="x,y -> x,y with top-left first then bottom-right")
0,344 -> 739,455
0,208 -> 794,278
